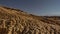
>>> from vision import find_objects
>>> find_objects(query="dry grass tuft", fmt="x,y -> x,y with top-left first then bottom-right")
0,6 -> 60,34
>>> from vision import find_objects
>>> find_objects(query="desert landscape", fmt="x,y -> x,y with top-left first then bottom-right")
0,6 -> 60,34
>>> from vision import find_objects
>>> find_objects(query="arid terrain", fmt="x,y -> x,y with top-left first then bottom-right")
0,6 -> 60,34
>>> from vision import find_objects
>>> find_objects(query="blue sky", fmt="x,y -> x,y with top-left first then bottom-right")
0,0 -> 60,16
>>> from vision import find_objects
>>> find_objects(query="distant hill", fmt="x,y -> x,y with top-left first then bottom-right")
0,6 -> 60,34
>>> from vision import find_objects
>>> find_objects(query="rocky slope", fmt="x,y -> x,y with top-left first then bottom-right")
0,6 -> 60,34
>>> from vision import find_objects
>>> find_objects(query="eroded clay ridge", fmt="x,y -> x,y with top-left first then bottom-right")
0,6 -> 60,34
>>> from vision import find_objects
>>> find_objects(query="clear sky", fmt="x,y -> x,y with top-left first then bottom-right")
0,0 -> 60,16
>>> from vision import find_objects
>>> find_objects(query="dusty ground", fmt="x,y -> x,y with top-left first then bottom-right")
0,6 -> 60,34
